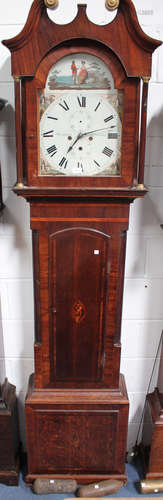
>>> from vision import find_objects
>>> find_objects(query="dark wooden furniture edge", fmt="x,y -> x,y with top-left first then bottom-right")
147,388 -> 163,422
26,471 -> 127,485
141,388 -> 163,480
0,379 -> 20,486
0,98 -> 7,213
0,459 -> 19,486
13,186 -> 148,202
1,378 -> 16,411
26,373 -> 129,404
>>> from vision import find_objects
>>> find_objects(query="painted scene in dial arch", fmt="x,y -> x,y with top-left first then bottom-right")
46,53 -> 114,90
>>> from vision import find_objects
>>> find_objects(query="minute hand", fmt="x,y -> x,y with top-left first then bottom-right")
81,126 -> 115,136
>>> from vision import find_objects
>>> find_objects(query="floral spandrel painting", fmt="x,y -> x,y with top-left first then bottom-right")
46,53 -> 114,91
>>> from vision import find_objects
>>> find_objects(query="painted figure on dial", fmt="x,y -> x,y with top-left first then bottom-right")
78,61 -> 88,84
71,60 -> 78,84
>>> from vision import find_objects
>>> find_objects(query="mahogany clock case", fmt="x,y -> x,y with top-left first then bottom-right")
25,373 -> 129,484
31,200 -> 129,391
2,0 -> 161,486
25,197 -> 130,482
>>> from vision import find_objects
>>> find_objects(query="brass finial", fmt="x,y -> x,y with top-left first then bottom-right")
44,0 -> 58,8
15,182 -> 25,189
13,76 -> 21,82
142,76 -> 150,84
105,0 -> 119,10
136,183 -> 146,191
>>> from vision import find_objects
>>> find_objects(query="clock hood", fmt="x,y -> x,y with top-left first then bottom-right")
2,0 -> 161,79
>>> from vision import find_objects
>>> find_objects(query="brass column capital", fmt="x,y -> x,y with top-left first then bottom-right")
13,76 -> 21,82
142,76 -> 150,83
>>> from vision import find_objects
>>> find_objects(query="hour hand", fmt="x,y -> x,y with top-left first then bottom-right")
67,133 -> 82,154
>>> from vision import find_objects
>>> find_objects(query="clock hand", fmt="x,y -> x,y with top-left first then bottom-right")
67,126 -> 116,147
67,132 -> 82,153
54,126 -> 116,137
81,125 -> 116,136
55,126 -> 116,136
66,125 -> 117,154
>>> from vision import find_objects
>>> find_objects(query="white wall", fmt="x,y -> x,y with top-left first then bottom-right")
0,0 -> 163,451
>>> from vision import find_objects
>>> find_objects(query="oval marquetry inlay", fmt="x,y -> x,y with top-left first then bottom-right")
72,300 -> 86,324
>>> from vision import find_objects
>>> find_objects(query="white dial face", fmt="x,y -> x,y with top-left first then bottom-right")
40,91 -> 121,176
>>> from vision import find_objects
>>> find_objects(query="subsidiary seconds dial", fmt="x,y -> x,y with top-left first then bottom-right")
40,92 -> 121,176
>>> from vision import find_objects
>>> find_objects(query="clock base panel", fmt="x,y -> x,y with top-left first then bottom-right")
25,373 -> 129,484
26,472 -> 127,486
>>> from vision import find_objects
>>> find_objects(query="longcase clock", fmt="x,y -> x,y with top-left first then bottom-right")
3,0 -> 161,485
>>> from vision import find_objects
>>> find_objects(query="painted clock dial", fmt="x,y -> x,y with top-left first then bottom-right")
39,53 -> 123,177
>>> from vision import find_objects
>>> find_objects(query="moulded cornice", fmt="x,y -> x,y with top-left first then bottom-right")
2,0 -> 161,78
120,0 -> 161,53
3,0 -> 44,52
13,185 -> 148,203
